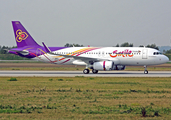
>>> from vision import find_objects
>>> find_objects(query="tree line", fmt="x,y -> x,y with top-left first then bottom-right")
64,42 -> 171,54
0,46 -> 17,54
0,43 -> 171,53
114,42 -> 159,50
0,46 -> 28,60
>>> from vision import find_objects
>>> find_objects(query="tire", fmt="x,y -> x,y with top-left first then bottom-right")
83,69 -> 90,74
92,69 -> 98,74
144,70 -> 148,74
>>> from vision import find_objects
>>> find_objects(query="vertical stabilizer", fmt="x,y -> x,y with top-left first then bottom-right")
12,21 -> 40,48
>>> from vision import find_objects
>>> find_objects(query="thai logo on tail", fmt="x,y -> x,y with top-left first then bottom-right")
16,29 -> 28,42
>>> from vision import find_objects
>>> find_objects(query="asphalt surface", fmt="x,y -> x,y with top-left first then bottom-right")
0,71 -> 170,77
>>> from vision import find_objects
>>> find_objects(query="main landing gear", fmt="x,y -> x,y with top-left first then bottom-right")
83,69 -> 89,74
144,65 -> 148,74
92,69 -> 98,74
83,69 -> 98,74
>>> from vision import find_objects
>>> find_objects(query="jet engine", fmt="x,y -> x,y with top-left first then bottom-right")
92,61 -> 125,71
93,61 -> 114,71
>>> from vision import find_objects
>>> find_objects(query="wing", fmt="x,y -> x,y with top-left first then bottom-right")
51,52 -> 110,63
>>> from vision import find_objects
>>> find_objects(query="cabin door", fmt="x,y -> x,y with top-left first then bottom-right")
142,49 -> 148,59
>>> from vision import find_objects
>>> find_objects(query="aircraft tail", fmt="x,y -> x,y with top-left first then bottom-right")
12,21 -> 40,48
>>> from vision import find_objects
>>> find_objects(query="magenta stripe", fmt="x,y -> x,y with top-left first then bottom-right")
62,59 -> 70,64
103,61 -> 106,71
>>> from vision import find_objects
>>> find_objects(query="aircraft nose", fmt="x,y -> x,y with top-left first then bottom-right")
163,55 -> 169,63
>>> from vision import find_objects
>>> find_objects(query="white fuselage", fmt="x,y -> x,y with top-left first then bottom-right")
32,47 -> 169,66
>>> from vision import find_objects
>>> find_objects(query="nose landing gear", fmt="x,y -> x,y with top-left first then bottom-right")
144,65 -> 148,74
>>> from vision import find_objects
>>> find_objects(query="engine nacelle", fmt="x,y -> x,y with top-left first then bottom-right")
113,65 -> 125,70
92,61 -> 125,71
93,61 -> 114,71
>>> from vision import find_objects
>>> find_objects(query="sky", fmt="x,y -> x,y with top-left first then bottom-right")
1,0 -> 171,47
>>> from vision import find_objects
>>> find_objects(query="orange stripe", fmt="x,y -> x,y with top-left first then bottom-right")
59,58 -> 65,61
71,48 -> 89,56
71,47 -> 95,56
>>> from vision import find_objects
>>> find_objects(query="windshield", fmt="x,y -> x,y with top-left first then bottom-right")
153,52 -> 162,55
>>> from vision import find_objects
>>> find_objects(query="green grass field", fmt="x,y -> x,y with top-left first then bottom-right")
0,77 -> 171,119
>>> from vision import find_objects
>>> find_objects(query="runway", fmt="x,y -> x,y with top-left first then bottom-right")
0,70 -> 170,77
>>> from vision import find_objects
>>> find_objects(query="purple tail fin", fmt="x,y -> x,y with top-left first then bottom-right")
12,21 -> 40,48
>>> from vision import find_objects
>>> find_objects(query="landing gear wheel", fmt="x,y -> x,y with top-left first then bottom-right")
83,69 -> 90,74
144,65 -> 148,74
92,69 -> 98,74
144,70 -> 148,74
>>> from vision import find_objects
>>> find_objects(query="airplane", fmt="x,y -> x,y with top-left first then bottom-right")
8,21 -> 169,74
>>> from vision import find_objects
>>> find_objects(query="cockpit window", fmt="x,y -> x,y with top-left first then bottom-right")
153,52 -> 162,55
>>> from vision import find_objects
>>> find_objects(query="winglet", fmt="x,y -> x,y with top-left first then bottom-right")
42,42 -> 51,53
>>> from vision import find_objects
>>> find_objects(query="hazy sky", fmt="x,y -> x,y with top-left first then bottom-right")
1,0 -> 171,47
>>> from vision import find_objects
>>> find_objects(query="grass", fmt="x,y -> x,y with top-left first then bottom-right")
0,77 -> 171,119
7,77 -> 17,81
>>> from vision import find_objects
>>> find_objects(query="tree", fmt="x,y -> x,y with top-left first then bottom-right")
64,43 -> 84,47
165,49 -> 171,54
0,46 -> 17,54
139,45 -> 144,47
115,44 -> 119,47
163,50 -> 166,54
146,44 -> 159,50
73,44 -> 84,47
0,46 -> 8,54
120,42 -> 133,47
64,43 -> 71,47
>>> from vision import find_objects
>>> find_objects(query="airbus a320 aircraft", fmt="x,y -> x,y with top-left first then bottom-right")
8,21 -> 169,74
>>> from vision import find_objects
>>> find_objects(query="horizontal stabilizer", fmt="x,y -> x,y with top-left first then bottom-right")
3,49 -> 10,53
